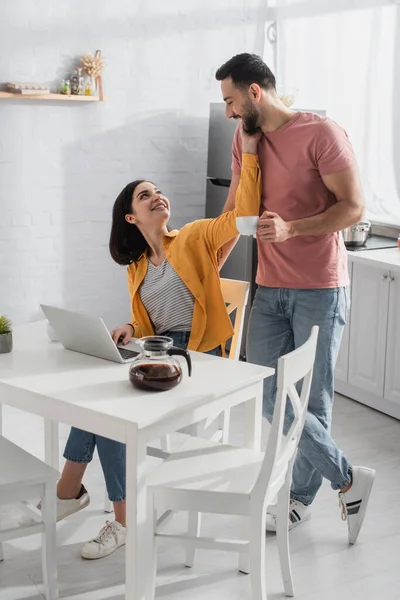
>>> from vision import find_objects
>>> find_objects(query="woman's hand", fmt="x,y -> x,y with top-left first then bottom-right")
110,323 -> 134,345
240,127 -> 262,155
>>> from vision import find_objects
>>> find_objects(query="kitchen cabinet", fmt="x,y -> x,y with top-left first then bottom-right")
335,251 -> 400,420
384,273 -> 400,406
347,264 -> 389,397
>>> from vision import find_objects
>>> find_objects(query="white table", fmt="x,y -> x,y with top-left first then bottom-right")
0,321 -> 274,600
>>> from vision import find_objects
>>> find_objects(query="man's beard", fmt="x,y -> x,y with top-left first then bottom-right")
241,103 -> 261,135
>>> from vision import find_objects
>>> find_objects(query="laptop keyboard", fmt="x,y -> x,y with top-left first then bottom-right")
118,347 -> 139,360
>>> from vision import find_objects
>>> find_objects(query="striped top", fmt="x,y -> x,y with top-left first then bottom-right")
139,259 -> 194,334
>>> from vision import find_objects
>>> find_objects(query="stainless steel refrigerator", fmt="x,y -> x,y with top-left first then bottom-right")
205,103 -> 257,359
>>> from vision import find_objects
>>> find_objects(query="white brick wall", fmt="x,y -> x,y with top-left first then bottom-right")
0,0 -> 267,328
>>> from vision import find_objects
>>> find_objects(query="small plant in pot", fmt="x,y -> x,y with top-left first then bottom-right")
0,315 -> 13,354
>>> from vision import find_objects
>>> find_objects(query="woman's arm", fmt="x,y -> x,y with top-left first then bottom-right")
216,172 -> 241,270
202,150 -> 262,252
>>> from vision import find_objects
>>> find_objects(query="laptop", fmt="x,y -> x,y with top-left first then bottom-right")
40,305 -> 140,363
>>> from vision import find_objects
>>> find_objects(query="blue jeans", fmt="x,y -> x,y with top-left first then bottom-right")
246,286 -> 352,506
63,330 -> 221,502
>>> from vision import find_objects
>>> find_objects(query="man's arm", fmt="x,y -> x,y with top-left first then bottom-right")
217,171 -> 240,270
291,165 -> 364,236
258,165 -> 364,242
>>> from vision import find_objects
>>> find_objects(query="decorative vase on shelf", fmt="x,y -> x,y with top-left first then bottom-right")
84,77 -> 95,96
81,49 -> 104,100
71,68 -> 84,95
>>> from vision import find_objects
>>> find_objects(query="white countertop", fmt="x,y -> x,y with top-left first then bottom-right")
347,247 -> 400,272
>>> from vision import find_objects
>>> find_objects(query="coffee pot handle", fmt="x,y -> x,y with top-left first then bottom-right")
167,347 -> 192,377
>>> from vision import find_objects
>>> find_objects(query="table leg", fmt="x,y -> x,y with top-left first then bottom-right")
44,419 -> 59,469
125,426 -> 154,600
239,380 -> 264,574
243,380 -> 263,451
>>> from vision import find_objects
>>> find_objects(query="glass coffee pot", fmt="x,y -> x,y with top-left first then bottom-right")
129,336 -> 192,392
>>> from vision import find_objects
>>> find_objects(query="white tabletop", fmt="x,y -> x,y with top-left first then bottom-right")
0,321 -> 273,440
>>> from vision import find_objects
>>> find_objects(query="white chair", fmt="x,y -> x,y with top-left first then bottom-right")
0,436 -> 58,600
147,326 -> 319,600
215,278 -> 251,442
150,278 -> 250,452
104,278 -> 250,513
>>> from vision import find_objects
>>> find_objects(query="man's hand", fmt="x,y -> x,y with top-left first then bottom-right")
240,127 -> 262,155
257,211 -> 293,243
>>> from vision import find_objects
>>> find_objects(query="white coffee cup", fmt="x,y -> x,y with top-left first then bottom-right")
236,216 -> 259,237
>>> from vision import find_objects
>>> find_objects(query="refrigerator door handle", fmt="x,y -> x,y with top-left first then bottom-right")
207,177 -> 231,188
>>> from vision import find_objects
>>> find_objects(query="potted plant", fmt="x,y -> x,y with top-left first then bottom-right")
0,315 -> 12,354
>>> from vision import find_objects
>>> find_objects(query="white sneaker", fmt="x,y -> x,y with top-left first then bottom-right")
338,466 -> 375,545
265,499 -> 311,532
19,485 -> 90,526
81,520 -> 126,560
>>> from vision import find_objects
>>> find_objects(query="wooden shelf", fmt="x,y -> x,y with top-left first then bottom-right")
0,92 -> 101,101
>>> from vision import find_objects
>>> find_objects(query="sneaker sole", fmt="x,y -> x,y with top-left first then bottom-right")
348,468 -> 375,545
81,541 -> 125,560
57,495 -> 90,522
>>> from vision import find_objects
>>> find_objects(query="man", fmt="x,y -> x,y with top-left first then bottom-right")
215,53 -> 375,544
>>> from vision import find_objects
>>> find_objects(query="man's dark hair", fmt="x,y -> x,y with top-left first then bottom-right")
215,53 -> 276,90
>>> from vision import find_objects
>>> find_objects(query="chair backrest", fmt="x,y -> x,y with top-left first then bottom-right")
220,278 -> 250,361
252,326 -> 319,507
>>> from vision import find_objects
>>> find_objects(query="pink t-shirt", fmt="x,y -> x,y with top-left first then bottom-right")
232,112 -> 354,289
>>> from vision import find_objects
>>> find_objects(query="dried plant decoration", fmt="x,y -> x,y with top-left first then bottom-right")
81,49 -> 104,100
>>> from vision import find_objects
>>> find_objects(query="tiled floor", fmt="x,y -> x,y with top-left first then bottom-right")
1,394 -> 399,600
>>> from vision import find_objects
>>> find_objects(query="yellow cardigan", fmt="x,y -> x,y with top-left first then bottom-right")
127,153 -> 261,353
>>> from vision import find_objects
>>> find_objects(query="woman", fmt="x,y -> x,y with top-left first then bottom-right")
29,129 -> 261,560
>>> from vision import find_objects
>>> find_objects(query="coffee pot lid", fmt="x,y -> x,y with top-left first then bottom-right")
140,336 -> 173,352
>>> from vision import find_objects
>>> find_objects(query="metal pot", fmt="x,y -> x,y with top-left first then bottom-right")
342,220 -> 371,247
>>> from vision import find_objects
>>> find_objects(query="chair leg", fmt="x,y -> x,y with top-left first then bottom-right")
276,481 -> 294,597
146,493 -> 157,600
238,515 -> 251,574
104,490 -> 113,513
249,511 -> 267,600
160,435 -> 171,452
41,480 -> 58,600
185,511 -> 201,568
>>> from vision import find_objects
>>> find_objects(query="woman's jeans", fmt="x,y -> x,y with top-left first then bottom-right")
246,286 -> 352,506
63,331 -> 221,502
